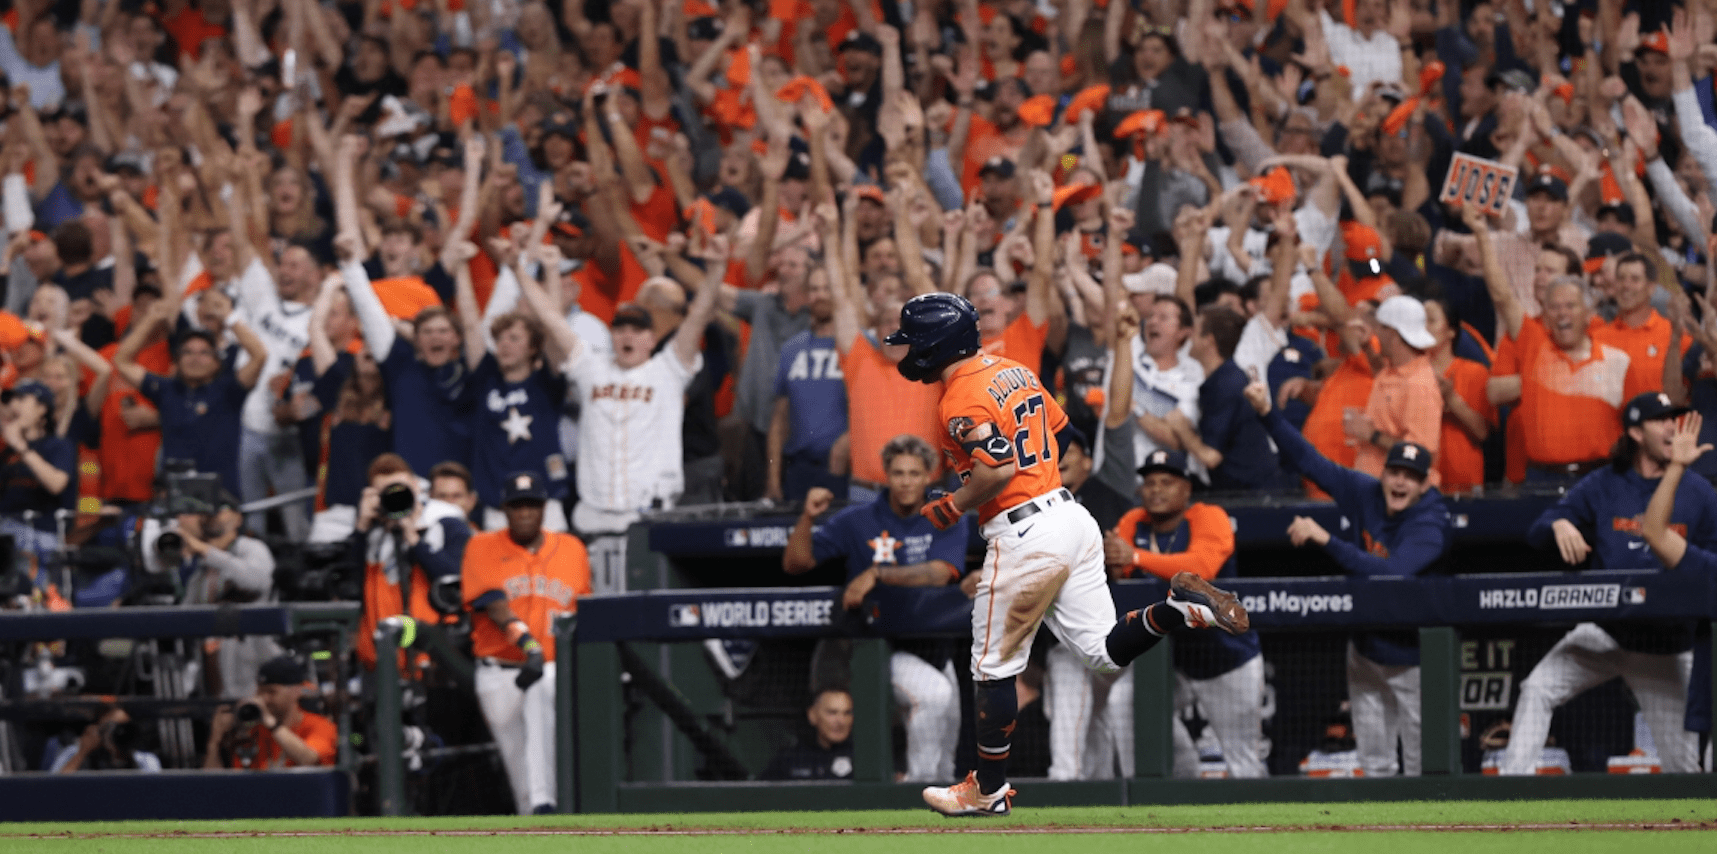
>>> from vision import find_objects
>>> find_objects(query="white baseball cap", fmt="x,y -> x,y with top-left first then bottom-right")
1123,263 -> 1178,296
1376,295 -> 1435,350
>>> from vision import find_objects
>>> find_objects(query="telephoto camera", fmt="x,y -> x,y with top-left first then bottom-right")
380,482 -> 416,522
235,700 -> 264,726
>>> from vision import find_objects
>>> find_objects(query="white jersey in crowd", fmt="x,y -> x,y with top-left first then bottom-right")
219,257 -> 315,436
563,342 -> 701,519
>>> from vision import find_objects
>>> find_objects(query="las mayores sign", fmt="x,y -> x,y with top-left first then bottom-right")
1239,591 -> 1355,616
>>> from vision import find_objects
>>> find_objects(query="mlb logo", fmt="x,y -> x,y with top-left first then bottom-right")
725,528 -> 749,547
1624,587 -> 1647,605
669,604 -> 701,627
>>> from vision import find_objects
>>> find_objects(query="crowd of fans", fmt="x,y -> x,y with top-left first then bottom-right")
0,0 -> 1714,785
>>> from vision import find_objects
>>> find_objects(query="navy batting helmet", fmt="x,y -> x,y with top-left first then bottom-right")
885,293 -> 981,383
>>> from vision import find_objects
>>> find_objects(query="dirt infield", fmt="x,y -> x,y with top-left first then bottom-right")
10,820 -> 1716,839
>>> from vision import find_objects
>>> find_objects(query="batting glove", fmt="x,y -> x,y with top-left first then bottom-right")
516,639 -> 546,690
921,492 -> 962,530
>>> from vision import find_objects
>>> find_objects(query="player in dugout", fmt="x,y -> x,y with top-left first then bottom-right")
1104,449 -> 1266,779
1505,392 -> 1711,774
1243,378 -> 1451,778
783,434 -> 968,783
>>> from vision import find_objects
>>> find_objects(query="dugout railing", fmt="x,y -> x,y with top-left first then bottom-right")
405,572 -> 1717,814
0,603 -> 359,821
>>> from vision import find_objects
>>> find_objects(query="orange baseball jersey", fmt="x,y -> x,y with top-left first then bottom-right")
1111,504 -> 1234,581
462,530 -> 593,663
938,354 -> 1068,524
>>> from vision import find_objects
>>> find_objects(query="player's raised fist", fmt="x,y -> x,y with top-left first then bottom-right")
921,491 -> 962,530
802,487 -> 835,518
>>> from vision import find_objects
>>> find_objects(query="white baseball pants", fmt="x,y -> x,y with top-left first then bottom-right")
972,498 -> 1118,681
1044,643 -> 1134,779
476,660 -> 559,813
891,652 -> 960,782
1171,655 -> 1266,778
1500,622 -> 1696,775
1346,642 -> 1421,777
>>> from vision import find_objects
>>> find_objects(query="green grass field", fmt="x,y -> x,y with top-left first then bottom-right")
2,800 -> 1713,853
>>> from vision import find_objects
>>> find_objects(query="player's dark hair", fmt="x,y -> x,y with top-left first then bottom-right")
881,434 -> 937,473
1197,305 -> 1245,361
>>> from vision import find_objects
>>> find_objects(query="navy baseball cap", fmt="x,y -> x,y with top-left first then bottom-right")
978,156 -> 1015,180
2,379 -> 54,409
687,16 -> 724,41
1623,391 -> 1689,428
501,471 -> 549,506
1525,172 -> 1568,202
1384,442 -> 1433,478
1137,449 -> 1192,480
257,655 -> 307,686
611,303 -> 653,330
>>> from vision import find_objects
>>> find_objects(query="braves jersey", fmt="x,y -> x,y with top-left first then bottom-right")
812,493 -> 969,581
774,331 -> 848,461
463,527 -> 592,663
563,343 -> 701,514
938,354 -> 1069,524
461,353 -> 571,508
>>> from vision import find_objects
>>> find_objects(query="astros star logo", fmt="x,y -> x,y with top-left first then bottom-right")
868,531 -> 900,564
501,407 -> 534,444
1402,445 -> 1418,460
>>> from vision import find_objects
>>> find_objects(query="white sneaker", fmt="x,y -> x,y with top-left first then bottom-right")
922,771 -> 1015,816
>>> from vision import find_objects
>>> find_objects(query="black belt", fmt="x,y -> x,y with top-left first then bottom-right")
1005,489 -> 1074,525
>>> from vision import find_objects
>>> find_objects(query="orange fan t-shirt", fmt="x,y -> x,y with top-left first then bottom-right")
573,242 -> 649,324
842,333 -> 944,484
229,710 -> 338,769
1492,316 -> 1629,467
980,313 -> 1049,370
1436,356 -> 1495,494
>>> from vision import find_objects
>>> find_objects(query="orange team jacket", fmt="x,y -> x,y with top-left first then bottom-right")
229,710 -> 339,769
462,530 -> 592,663
1111,504 -> 1235,580
938,354 -> 1068,525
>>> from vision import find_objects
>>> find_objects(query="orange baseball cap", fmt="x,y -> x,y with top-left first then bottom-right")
1341,221 -> 1385,264
1018,94 -> 1057,128
776,76 -> 834,113
1249,166 -> 1296,206
1064,85 -> 1111,124
1052,182 -> 1101,211
1112,109 -> 1166,138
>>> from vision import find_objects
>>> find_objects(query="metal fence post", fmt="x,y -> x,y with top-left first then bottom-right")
1419,626 -> 1461,775
373,617 -> 409,815
554,614 -> 578,814
576,640 -> 622,813
1132,638 -> 1173,779
850,639 -> 893,783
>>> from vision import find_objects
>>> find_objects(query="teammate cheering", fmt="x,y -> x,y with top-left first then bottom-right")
886,282 -> 1250,817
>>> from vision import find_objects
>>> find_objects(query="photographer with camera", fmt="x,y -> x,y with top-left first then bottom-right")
203,655 -> 337,770
143,486 -> 280,697
462,471 -> 591,814
49,704 -> 161,773
348,453 -> 472,672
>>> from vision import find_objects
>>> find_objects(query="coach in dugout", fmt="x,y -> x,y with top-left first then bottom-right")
1104,449 -> 1264,779
1504,392 -> 1712,775
783,435 -> 967,783
1244,380 -> 1450,778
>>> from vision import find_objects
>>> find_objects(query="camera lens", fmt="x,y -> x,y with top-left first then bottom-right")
156,530 -> 183,555
380,483 -> 416,520
235,702 -> 262,725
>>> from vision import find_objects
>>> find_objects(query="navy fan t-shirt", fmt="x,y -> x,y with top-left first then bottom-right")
139,368 -> 247,496
459,353 -> 571,508
811,493 -> 969,581
773,332 -> 848,462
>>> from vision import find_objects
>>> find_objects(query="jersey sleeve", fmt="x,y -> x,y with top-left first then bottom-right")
810,511 -> 847,565
137,372 -> 165,405
460,535 -> 503,606
300,714 -> 339,766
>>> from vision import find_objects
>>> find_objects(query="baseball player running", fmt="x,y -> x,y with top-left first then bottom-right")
886,292 -> 1251,816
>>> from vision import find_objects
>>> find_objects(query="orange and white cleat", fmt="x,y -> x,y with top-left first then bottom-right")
1167,571 -> 1251,635
922,771 -> 1016,817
